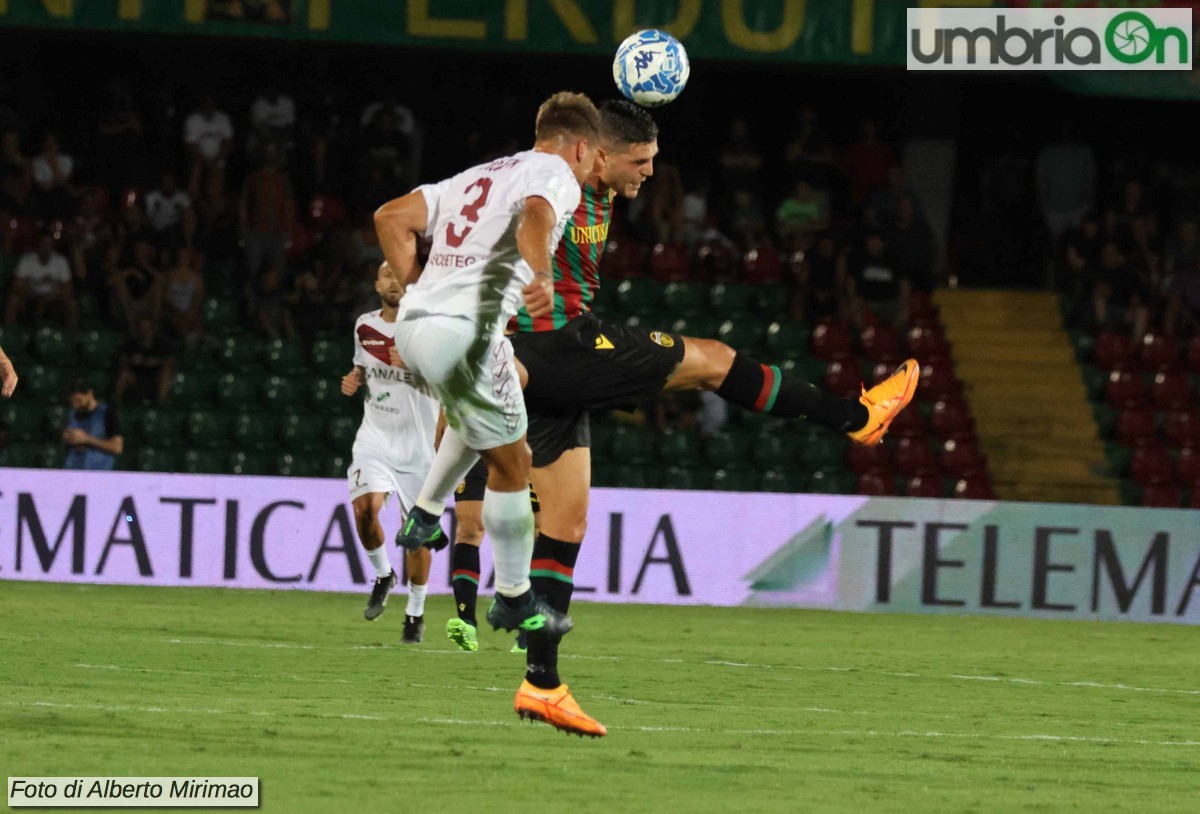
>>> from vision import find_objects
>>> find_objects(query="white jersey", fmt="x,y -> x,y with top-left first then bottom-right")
351,310 -> 439,473
401,150 -> 581,328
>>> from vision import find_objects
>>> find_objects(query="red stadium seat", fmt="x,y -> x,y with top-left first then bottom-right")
1130,445 -> 1174,486
1139,333 -> 1180,371
741,245 -> 782,284
889,401 -> 927,439
308,194 -> 347,228
860,324 -> 901,362
941,438 -> 987,478
824,359 -> 862,398
604,237 -> 647,279
810,322 -> 853,361
905,475 -> 943,498
929,398 -> 974,439
1189,337 -> 1200,374
287,222 -> 316,258
1140,482 -> 1181,508
907,326 -> 950,360
1188,483 -> 1200,509
894,436 -> 940,477
1105,370 -> 1145,408
857,472 -> 896,496
954,476 -> 995,500
848,442 -> 891,475
918,361 -> 962,402
650,242 -> 690,282
1094,332 -> 1135,371
1115,406 -> 1157,447
1151,370 -> 1192,409
908,291 -> 939,320
1176,445 -> 1200,483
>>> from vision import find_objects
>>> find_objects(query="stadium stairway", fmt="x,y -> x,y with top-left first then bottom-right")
934,289 -> 1120,505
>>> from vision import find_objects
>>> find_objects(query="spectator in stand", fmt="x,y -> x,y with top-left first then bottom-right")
359,107 -> 412,205
68,188 -> 114,306
789,230 -> 844,324
360,90 -> 420,181
728,189 -> 765,245
784,106 -> 836,196
94,80 -> 143,196
887,194 -> 937,292
5,233 -> 77,328
161,247 -> 205,346
655,390 -> 701,433
240,142 -> 295,281
841,230 -> 909,330
350,213 -> 384,270
305,83 -> 345,192
680,172 -> 710,249
643,162 -> 685,244
144,171 -> 193,248
869,165 -> 921,225
248,84 -> 296,162
775,178 -> 830,250
718,118 -> 763,197
1166,219 -> 1200,281
196,193 -> 241,297
252,264 -> 295,340
1165,245 -> 1200,336
63,378 -> 123,471
1106,178 -> 1149,238
288,261 -> 330,341
30,132 -> 75,219
184,93 -> 234,198
1060,211 -> 1103,301
1072,240 -> 1149,337
111,237 -> 162,333
1035,123 -> 1096,243
0,129 -> 30,214
114,316 -> 176,404
837,118 -> 894,210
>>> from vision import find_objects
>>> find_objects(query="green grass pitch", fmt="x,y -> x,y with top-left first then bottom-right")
2,581 -> 1197,813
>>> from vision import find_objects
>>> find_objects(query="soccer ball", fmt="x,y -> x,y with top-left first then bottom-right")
612,29 -> 690,108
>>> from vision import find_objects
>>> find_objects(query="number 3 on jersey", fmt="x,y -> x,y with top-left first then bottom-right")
446,178 -> 493,248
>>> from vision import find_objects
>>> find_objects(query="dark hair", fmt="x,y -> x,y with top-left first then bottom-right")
68,378 -> 93,396
534,92 -> 600,143
599,99 -> 658,147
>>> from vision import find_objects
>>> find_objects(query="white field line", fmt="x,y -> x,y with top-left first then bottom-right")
161,637 -> 1200,697
2,699 -> 383,721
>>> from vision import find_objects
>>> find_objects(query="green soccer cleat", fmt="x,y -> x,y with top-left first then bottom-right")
486,592 -> 572,638
446,618 -> 479,652
395,508 -> 447,552
511,629 -> 527,654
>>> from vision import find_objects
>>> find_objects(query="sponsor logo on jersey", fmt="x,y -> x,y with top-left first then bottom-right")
649,331 -> 675,348
356,324 -> 394,365
569,221 -> 610,246
594,334 -> 615,351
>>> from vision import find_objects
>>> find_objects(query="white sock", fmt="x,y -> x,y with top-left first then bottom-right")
483,487 -> 534,597
366,546 -> 391,579
416,428 -> 480,516
406,582 -> 428,617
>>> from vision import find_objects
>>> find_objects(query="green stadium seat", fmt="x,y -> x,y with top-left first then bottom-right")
1,442 -> 38,467
717,319 -> 763,352
120,406 -> 146,444
765,321 -> 811,358
186,410 -> 231,449
182,448 -> 228,474
169,369 -> 218,404
202,299 -> 239,329
134,446 -> 182,473
1081,365 -> 1105,401
662,282 -> 708,317
709,283 -> 754,315
310,378 -> 359,416
655,428 -> 702,467
215,337 -> 265,373
751,434 -> 792,468
22,363 -> 67,403
264,338 -> 307,374
276,452 -> 320,477
0,324 -> 29,356
78,294 -> 103,327
1,402 -> 42,440
607,424 -> 653,465
140,408 -> 186,448
215,373 -> 261,408
588,422 -> 614,460
41,405 -> 67,441
590,463 -> 616,487
702,429 -> 750,469
321,453 -> 350,478
758,469 -> 796,493
802,435 -> 848,470
326,415 -> 358,448
27,443 -> 60,468
311,338 -> 354,376
280,414 -> 325,451
261,376 -> 305,411
670,313 -> 722,339
755,285 -> 789,318
229,450 -> 273,476
178,341 -> 219,371
610,463 -> 653,489
805,468 -> 855,495
79,328 -> 124,369
711,468 -> 757,492
662,465 -> 710,490
33,327 -> 74,364
779,355 -> 827,386
615,279 -> 661,313
231,412 -> 278,452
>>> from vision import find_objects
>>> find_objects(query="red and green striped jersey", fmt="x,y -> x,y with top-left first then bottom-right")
512,182 -> 614,333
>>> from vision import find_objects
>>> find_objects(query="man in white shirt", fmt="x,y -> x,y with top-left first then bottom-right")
184,94 -> 233,197
249,86 -> 296,152
4,234 -> 77,328
144,172 -> 192,240
341,264 -> 440,642
374,91 -> 604,736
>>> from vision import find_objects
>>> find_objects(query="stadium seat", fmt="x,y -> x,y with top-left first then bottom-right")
888,401 -> 928,440
1,442 -> 36,468
178,341 -> 218,372
308,194 -> 347,228
1176,445 -> 1200,483
1069,330 -> 1095,364
169,370 -> 218,404
671,313 -> 721,338
610,463 -> 654,489
615,279 -> 660,313
709,283 -> 754,316
607,424 -> 653,465
908,291 -> 938,320
41,405 -> 67,439
823,359 -> 861,399
1151,370 -> 1191,409
741,245 -> 782,284
79,328 -> 124,368
22,363 -> 67,403
280,414 -> 325,452
1105,370 -> 1145,408
135,447 -> 182,473
602,237 -> 646,279
802,435 -> 848,471
228,450 -> 273,476
717,319 -> 762,352
650,242 -> 690,282
857,471 -> 896,496
140,408 -> 186,447
860,324 -> 901,362
917,362 -> 961,402
276,453 -> 321,478
701,429 -> 750,470
661,282 -> 707,317
0,324 -> 29,356
906,326 -> 950,360
183,448 -> 228,474
764,321 -> 810,359
1080,365 -> 1107,401
310,378 -> 358,415
202,299 -> 239,329
1140,482 -> 1181,508
1094,332 -> 1135,371
663,466 -> 710,490
1138,333 -> 1179,371
847,441 -> 891,475
1,402 -> 42,439
231,412 -> 278,452
33,328 -> 75,365
940,438 -> 987,478
1115,406 -> 1157,447
1163,409 -> 1200,448
186,410 -> 231,449
215,373 -> 261,408
1129,445 -> 1174,486
751,433 -> 792,468
655,429 -> 702,468
215,337 -> 265,373
261,376 -> 304,411
758,469 -> 796,493
754,285 -> 789,318
905,474 -> 944,498
930,398 -> 974,439
311,338 -> 354,376
809,322 -> 852,361
264,338 -> 307,374
804,468 -> 855,494
711,468 -> 757,492
321,453 -> 350,479
894,437 -> 939,477
954,477 -> 995,500
326,415 -> 358,448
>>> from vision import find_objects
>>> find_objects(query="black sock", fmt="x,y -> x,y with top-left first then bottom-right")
525,534 -> 580,690
715,352 -> 869,431
450,542 -> 480,627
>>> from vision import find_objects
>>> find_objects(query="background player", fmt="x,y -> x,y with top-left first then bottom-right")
374,91 -> 606,737
340,263 -> 439,643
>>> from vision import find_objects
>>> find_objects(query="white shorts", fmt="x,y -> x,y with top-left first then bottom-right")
347,457 -> 426,518
393,313 -> 526,450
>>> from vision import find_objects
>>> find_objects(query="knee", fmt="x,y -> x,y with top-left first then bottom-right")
455,521 -> 484,548
352,503 -> 378,535
694,338 -> 736,389
488,443 -> 531,486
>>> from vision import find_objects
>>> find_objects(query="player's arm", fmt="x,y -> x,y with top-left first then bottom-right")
374,191 -> 428,288
341,365 -> 365,396
517,195 -> 557,319
434,407 -> 447,450
0,343 -> 17,398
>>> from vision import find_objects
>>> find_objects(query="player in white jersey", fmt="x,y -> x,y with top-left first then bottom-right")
373,92 -> 606,736
340,263 -> 440,642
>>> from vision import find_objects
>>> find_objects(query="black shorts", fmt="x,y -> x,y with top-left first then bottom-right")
511,312 -> 685,413
454,459 -> 540,512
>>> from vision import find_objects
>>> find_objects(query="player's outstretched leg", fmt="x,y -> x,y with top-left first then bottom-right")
845,359 -> 921,446
401,546 -> 431,644
353,492 -> 397,621
447,538 -> 482,652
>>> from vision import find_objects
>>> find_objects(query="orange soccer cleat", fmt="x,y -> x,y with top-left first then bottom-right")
847,358 -> 921,446
514,680 -> 607,738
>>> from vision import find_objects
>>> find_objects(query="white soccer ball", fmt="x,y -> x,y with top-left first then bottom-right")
612,29 -> 690,108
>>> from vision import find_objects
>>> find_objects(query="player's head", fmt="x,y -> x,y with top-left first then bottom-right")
376,261 -> 404,307
534,91 -> 601,184
595,100 -> 659,199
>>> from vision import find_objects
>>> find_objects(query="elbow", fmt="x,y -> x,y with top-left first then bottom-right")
112,437 -> 125,456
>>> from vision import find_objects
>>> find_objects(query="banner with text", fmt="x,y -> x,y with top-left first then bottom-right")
1,469 -> 1197,624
